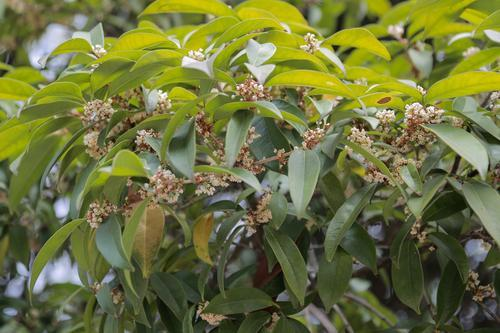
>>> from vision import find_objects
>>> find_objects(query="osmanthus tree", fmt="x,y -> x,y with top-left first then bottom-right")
0,0 -> 500,332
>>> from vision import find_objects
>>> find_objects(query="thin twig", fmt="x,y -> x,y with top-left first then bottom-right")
333,304 -> 354,333
255,150 -> 292,165
307,304 -> 338,333
345,293 -> 395,327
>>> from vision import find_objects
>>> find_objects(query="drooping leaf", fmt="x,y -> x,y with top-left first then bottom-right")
193,213 -> 214,265
392,239 -> 423,313
462,180 -> 500,246
264,227 -> 307,304
341,223 -> 377,273
288,149 -> 320,219
424,124 -> 489,180
151,272 -> 188,320
95,215 -> 132,269
29,219 -> 85,298
429,232 -> 469,282
237,312 -> 271,333
132,205 -> 165,277
324,184 -> 377,261
436,261 -> 466,325
167,119 -> 196,178
225,110 -> 254,167
317,250 -> 352,309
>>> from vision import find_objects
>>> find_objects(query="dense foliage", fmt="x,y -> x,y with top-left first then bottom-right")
1,0 -> 500,332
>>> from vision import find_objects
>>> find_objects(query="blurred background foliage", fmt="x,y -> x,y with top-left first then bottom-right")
0,0 -> 499,332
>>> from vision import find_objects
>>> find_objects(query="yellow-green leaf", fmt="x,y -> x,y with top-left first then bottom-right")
132,205 -> 165,277
266,70 -> 354,98
193,213 -> 214,265
141,0 -> 235,17
425,71 -> 500,103
322,28 -> 391,60
0,78 -> 36,101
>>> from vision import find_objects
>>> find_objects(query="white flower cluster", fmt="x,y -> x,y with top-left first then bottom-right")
236,77 -> 271,101
395,102 -> 443,151
302,124 -> 330,149
347,127 -> 373,151
387,23 -> 404,40
154,90 -> 172,114
82,99 -> 115,129
188,48 -> 206,61
83,130 -> 110,159
375,109 -> 396,127
410,219 -> 428,243
462,46 -> 480,58
300,33 -> 321,54
85,200 -> 117,229
145,168 -> 184,204
245,191 -> 273,236
196,301 -> 226,326
416,85 -> 427,95
467,271 -> 497,303
134,129 -> 159,151
92,44 -> 107,58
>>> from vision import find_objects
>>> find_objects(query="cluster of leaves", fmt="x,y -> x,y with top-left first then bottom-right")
1,0 -> 500,332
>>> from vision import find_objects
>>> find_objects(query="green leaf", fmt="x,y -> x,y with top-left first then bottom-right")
246,39 -> 276,66
475,9 -> 500,35
9,135 -> 60,210
29,219 -> 85,298
453,97 -> 500,140
322,28 -> 391,60
392,239 -> 423,313
264,227 -> 307,304
141,0 -> 235,17
424,124 -> 489,180
39,38 -> 92,67
436,261 -> 466,325
122,200 -> 148,259
317,250 -> 352,309
341,223 -> 377,273
429,232 -> 469,282
95,215 -> 132,269
151,272 -> 188,320
132,205 -> 165,277
235,0 -> 308,25
0,78 -> 36,100
462,180 -> 500,246
324,184 -> 377,261
218,226 -> 244,297
193,213 -> 214,265
194,165 -> 262,192
400,163 -> 423,194
342,139 -> 406,198
266,70 -> 354,98
204,287 -> 274,315
288,149 -> 320,219
237,312 -> 271,333
110,150 -> 148,177
96,283 -> 119,316
167,119 -> 196,178
225,110 -> 254,167
215,18 -> 284,47
268,192 -> 288,229
450,47 -> 500,75
425,72 -> 500,103
407,174 -> 447,217
0,120 -> 41,161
